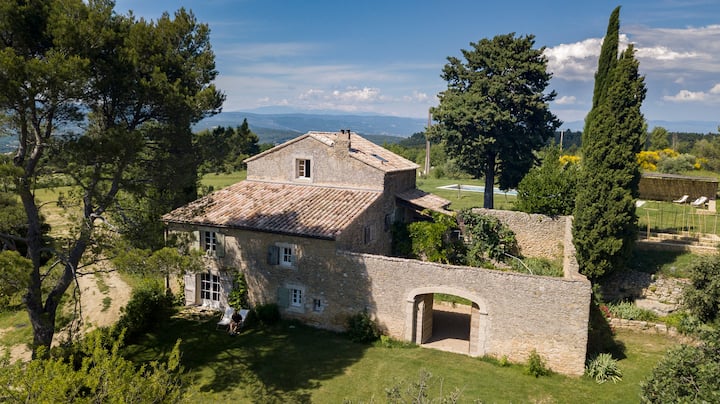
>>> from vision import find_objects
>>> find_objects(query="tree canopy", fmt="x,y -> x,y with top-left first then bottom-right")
429,33 -> 560,208
0,0 -> 223,355
194,119 -> 260,175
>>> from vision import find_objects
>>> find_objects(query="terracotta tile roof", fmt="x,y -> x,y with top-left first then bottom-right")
162,180 -> 381,239
245,131 -> 419,173
396,188 -> 453,215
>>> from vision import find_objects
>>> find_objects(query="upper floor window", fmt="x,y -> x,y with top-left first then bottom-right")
296,158 -> 311,179
268,242 -> 297,268
203,231 -> 217,254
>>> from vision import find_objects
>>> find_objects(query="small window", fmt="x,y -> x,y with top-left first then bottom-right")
203,231 -> 217,255
363,225 -> 374,244
270,243 -> 297,268
291,288 -> 303,307
313,298 -> 322,312
296,159 -> 311,178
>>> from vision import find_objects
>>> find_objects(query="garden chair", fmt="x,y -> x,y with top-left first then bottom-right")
673,195 -> 689,204
216,306 -> 235,330
691,196 -> 708,207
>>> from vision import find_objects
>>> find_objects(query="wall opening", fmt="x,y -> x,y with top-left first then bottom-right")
422,296 -> 472,355
406,287 -> 488,357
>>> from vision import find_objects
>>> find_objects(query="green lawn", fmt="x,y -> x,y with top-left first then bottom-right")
200,171 -> 247,191
123,312 -> 678,403
636,199 -> 720,236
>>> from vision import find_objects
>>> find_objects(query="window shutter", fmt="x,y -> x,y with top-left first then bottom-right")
216,232 -> 225,258
267,245 -> 280,265
290,249 -> 297,265
305,160 -> 311,177
277,287 -> 290,308
192,230 -> 200,251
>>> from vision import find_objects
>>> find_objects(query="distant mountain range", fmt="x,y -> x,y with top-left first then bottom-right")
194,111 -> 427,144
2,112 -> 716,154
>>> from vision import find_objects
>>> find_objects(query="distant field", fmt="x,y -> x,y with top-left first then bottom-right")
200,171 -> 247,190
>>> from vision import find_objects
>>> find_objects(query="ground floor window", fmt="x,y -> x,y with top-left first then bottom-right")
200,273 -> 220,305
291,288 -> 303,307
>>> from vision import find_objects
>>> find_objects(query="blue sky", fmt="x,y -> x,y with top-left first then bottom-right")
114,0 -> 720,129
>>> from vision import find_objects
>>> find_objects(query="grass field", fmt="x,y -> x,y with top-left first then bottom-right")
122,312 -> 678,403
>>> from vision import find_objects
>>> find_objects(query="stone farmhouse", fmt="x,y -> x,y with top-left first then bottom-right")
162,130 -> 591,376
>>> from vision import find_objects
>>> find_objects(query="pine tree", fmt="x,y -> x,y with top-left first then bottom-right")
573,10 -> 646,279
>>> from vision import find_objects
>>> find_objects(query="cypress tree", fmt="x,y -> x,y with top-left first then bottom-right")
573,10 -> 646,279
591,6 -> 620,109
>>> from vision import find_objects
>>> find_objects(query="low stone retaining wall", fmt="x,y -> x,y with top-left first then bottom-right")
608,318 -> 678,336
600,270 -> 688,314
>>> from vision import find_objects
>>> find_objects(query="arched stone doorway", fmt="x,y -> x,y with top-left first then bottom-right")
404,286 -> 489,357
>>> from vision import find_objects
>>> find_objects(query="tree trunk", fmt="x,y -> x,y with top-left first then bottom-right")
483,153 -> 496,209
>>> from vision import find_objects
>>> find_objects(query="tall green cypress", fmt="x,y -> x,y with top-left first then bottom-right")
592,6 -> 620,109
573,10 -> 646,280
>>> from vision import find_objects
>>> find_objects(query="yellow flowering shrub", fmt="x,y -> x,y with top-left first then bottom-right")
559,154 -> 580,166
637,150 -> 660,171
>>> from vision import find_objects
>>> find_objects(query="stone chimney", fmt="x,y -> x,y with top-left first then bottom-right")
335,129 -> 351,157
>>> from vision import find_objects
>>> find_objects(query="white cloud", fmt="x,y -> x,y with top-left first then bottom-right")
544,38 -> 602,81
710,84 -> 720,94
554,95 -> 577,105
331,87 -> 381,102
664,89 -> 707,102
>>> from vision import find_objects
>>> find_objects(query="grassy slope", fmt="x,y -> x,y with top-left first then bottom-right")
125,314 -> 676,403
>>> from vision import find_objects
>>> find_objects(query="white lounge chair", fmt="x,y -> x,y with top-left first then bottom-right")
691,196 -> 708,207
673,195 -> 689,203
216,306 -> 235,330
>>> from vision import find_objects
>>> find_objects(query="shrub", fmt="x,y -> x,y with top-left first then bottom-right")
585,353 -> 622,383
641,329 -> 720,403
0,332 -> 188,402
606,301 -> 658,322
524,349 -> 550,377
375,335 -> 415,349
253,303 -> 280,326
515,146 -> 579,215
346,311 -> 380,343
683,255 -> 720,324
114,280 -> 173,343
459,210 -> 519,265
227,272 -> 248,309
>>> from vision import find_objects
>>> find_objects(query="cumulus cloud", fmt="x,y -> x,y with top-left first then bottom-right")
663,83 -> 720,103
554,95 -> 577,105
664,90 -> 707,102
544,38 -> 602,81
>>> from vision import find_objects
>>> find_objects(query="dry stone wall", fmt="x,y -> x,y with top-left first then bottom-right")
472,209 -> 567,260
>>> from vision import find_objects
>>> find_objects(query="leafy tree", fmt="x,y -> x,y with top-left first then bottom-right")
0,0 -> 223,355
112,245 -> 202,293
648,126 -> 670,150
407,211 -> 464,264
430,33 -> 560,208
458,209 -> 519,265
573,7 -> 646,279
515,146 -> 579,215
194,120 -> 260,175
0,332 -> 189,402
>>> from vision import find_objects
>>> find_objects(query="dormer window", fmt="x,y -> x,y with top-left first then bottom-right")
296,158 -> 311,179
